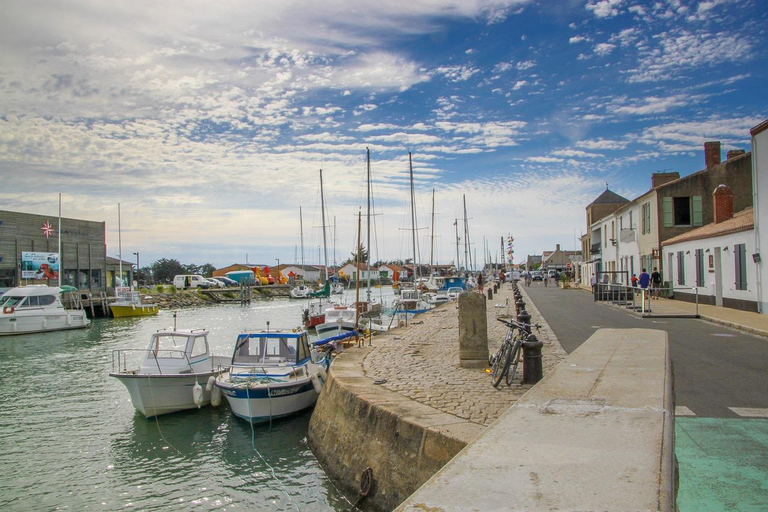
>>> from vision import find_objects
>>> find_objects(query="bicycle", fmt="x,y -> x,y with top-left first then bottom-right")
489,318 -> 540,387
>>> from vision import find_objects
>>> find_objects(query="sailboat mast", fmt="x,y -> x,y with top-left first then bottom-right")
409,152 -> 419,283
463,195 -> 469,272
319,169 -> 329,282
366,147 -> 372,300
118,203 -> 123,287
429,189 -> 435,278
299,206 -> 305,269
455,219 -> 461,274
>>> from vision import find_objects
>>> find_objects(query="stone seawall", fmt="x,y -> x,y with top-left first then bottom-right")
307,344 -> 486,511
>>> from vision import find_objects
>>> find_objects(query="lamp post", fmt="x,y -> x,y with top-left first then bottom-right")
276,258 -> 280,272
132,252 -> 139,287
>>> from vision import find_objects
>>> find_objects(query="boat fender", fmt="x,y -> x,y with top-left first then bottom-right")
210,385 -> 222,407
206,376 -> 216,392
317,366 -> 328,381
308,366 -> 322,393
3,306 -> 14,314
193,382 -> 204,408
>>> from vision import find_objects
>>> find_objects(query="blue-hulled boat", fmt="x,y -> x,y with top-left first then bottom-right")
215,329 -> 333,424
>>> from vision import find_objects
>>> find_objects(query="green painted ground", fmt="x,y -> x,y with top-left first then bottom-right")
676,417 -> 768,511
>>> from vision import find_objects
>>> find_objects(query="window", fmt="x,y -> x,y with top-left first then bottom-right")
663,196 -> 703,227
735,243 -> 747,290
629,210 -> 634,231
677,251 -> 685,285
641,203 -> 651,234
695,249 -> 705,287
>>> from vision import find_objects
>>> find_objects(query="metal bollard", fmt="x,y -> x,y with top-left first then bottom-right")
487,288 -> 493,300
517,308 -> 531,335
522,334 -> 544,384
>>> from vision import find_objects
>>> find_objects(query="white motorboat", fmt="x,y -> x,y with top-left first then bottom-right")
315,304 -> 357,336
290,284 -> 313,299
109,328 -> 229,418
331,281 -> 345,294
0,285 -> 90,336
215,329 -> 331,424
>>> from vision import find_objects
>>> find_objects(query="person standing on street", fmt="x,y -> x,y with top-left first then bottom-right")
651,267 -> 662,298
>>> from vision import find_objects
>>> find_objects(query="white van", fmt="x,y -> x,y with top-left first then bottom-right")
173,275 -> 210,290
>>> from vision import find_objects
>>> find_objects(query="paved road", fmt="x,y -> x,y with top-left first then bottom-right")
523,282 -> 768,418
522,282 -> 768,510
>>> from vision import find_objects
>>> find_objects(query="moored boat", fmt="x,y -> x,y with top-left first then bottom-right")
110,328 -> 229,417
0,285 -> 90,335
110,288 -> 159,318
109,329 -> 229,418
215,328 -> 331,424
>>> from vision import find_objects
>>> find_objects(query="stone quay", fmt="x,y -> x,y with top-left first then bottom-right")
308,282 -> 567,511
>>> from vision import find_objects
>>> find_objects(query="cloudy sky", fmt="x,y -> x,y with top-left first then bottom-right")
1,0 -> 765,270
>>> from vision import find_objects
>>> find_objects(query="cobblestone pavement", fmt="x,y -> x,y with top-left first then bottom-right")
362,283 -> 568,427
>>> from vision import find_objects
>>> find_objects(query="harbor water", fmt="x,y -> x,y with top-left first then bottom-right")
0,287 -> 396,511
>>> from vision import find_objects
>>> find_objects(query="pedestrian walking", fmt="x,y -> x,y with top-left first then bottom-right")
639,268 -> 650,289
631,274 -> 638,287
651,267 -> 662,298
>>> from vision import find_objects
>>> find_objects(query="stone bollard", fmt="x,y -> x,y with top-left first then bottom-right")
458,291 -> 489,368
487,288 -> 493,300
522,334 -> 544,384
517,308 -> 531,335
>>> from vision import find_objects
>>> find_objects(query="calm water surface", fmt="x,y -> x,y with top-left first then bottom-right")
0,289 -> 395,511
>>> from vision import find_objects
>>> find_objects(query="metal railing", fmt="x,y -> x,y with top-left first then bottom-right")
594,282 -> 699,317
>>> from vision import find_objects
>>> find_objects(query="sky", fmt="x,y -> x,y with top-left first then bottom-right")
1,0 -> 766,271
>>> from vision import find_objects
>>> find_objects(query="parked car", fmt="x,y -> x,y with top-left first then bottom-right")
531,271 -> 543,281
211,276 -> 238,287
206,278 -> 225,288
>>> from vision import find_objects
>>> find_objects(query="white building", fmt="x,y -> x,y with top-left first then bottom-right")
751,119 -> 768,313
663,186 -> 755,311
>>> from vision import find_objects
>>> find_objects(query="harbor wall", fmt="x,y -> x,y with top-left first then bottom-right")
307,343 -> 486,512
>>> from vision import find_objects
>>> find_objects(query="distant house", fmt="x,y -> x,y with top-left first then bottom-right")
213,264 -> 251,278
280,264 -> 322,283
663,186 -> 755,311
339,262 -> 379,282
379,263 -> 407,281
541,244 -> 581,272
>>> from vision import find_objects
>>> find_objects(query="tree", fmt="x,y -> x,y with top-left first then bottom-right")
152,258 -> 186,283
348,244 -> 369,265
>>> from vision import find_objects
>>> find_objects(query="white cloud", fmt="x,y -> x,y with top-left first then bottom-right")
516,60 -> 536,70
569,36 -> 588,44
576,138 -> 628,150
608,94 -> 693,115
586,0 -> 624,18
434,65 -> 481,82
526,156 -> 564,163
551,149 -> 603,158
594,43 -> 616,56
628,30 -> 753,83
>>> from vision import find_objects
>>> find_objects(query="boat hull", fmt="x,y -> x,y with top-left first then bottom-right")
110,371 -> 218,417
110,304 -> 159,318
217,378 -> 319,423
0,311 -> 90,336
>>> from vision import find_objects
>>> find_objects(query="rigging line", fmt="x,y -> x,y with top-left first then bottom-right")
245,382 -> 300,512
147,373 -> 184,456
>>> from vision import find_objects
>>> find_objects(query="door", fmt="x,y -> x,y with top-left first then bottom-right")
714,247 -> 723,307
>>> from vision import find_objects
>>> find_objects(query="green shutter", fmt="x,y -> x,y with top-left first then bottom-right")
692,196 -> 703,226
662,197 -> 673,227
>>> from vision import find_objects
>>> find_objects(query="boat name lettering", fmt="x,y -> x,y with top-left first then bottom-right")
269,386 -> 301,397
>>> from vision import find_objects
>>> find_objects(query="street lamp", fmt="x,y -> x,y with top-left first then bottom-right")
276,258 -> 280,270
132,252 -> 139,286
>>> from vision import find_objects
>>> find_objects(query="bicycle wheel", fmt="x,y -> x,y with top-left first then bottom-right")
491,342 -> 511,387
505,340 -> 522,386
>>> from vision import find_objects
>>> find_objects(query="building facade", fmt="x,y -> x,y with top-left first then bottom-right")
0,209 -> 107,291
751,119 -> 768,313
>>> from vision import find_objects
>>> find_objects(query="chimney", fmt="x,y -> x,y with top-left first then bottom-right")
651,172 -> 680,188
556,244 -> 561,251
704,141 -> 721,168
726,149 -> 746,160
713,184 -> 733,224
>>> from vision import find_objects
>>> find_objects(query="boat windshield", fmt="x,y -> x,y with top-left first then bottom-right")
0,295 -> 25,307
233,334 -> 309,365
149,334 -> 194,359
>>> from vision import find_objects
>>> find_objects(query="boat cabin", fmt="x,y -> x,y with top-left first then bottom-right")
139,329 -> 212,374
0,285 -> 63,310
231,331 -> 311,366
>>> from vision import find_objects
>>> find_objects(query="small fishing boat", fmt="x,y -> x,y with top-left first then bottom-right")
110,288 -> 159,318
110,328 -> 229,417
331,281 -> 345,295
290,284 -> 313,299
315,304 -> 357,336
394,286 -> 433,315
0,285 -> 90,335
215,328 -> 332,424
